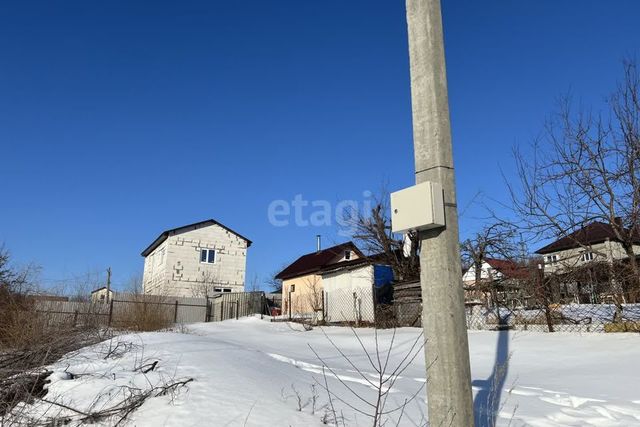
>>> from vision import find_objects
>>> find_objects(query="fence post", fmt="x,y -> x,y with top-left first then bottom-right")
260,293 -> 265,320
288,291 -> 292,321
205,300 -> 211,322
353,292 -> 359,327
236,300 -> 239,320
174,300 -> 179,323
221,301 -> 225,321
73,310 -> 78,327
108,299 -> 114,327
372,284 -> 377,328
210,299 -> 215,322
324,291 -> 328,323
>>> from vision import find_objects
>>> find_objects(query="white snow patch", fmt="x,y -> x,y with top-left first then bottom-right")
8,317 -> 640,426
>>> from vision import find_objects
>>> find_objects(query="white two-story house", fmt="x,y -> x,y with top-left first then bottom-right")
535,220 -> 640,302
141,219 -> 252,297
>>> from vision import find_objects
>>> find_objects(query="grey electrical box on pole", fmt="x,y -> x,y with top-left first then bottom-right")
390,181 -> 445,234
400,0 -> 475,425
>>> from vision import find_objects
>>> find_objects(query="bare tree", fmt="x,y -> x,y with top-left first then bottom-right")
0,246 -> 39,296
303,275 -> 323,323
61,269 -> 105,302
125,273 -> 143,294
345,190 -> 420,282
266,265 -> 287,293
507,59 -> 640,313
190,269 -> 222,299
461,223 -> 521,312
248,273 -> 260,292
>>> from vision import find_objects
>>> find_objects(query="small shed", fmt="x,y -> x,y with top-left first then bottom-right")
321,259 -> 393,324
91,287 -> 114,303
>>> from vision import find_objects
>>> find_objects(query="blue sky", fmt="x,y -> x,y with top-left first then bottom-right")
1,0 -> 639,291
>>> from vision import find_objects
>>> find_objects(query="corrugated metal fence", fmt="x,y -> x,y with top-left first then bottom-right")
207,292 -> 265,322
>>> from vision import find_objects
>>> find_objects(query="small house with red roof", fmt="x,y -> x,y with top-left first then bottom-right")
275,241 -> 364,319
462,258 -> 530,308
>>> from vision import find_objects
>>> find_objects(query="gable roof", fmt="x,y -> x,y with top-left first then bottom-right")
535,221 -> 640,255
484,258 -> 529,280
141,219 -> 252,257
319,252 -> 390,275
275,242 -> 363,280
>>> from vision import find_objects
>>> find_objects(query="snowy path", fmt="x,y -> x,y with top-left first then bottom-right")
24,317 -> 640,426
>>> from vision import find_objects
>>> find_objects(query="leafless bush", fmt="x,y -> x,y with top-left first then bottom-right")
0,325 -> 110,419
3,337 -> 193,426
10,376 -> 193,426
310,327 -> 425,427
283,384 -> 310,412
0,249 -> 111,418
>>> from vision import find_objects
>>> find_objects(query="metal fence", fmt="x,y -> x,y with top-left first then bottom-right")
465,302 -> 640,333
33,291 -> 269,328
398,279 -> 640,332
32,287 -> 640,333
207,292 -> 266,322
277,280 -> 640,333
280,286 -> 380,326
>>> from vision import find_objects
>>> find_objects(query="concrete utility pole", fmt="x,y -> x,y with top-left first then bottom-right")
405,0 -> 474,425
106,267 -> 112,304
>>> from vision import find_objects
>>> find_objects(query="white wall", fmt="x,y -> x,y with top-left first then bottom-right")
323,265 -> 375,323
542,240 -> 640,274
462,261 -> 504,284
143,240 -> 168,295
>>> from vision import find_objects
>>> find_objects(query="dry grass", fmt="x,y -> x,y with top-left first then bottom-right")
0,302 -> 109,418
604,321 -> 640,333
0,282 -> 177,419
112,295 -> 174,332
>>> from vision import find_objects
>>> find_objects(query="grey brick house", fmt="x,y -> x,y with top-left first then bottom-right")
141,219 -> 252,297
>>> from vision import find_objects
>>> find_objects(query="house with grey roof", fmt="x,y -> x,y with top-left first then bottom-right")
141,219 -> 252,297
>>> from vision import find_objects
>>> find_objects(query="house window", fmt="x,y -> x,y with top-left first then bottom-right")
545,255 -> 558,264
200,249 -> 216,264
214,287 -> 232,293
290,284 -> 295,292
344,251 -> 351,260
580,252 -> 594,262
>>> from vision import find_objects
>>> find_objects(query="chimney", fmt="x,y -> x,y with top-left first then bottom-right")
613,217 -> 623,228
316,235 -> 321,252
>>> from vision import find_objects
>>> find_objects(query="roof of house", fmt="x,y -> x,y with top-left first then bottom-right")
484,258 -> 529,279
275,242 -> 364,280
535,221 -> 640,255
141,219 -> 252,257
91,286 -> 112,294
319,253 -> 390,275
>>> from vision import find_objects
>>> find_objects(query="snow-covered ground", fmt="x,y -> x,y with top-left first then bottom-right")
17,317 -> 640,426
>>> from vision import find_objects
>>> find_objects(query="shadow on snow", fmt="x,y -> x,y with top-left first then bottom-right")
472,317 -> 510,427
